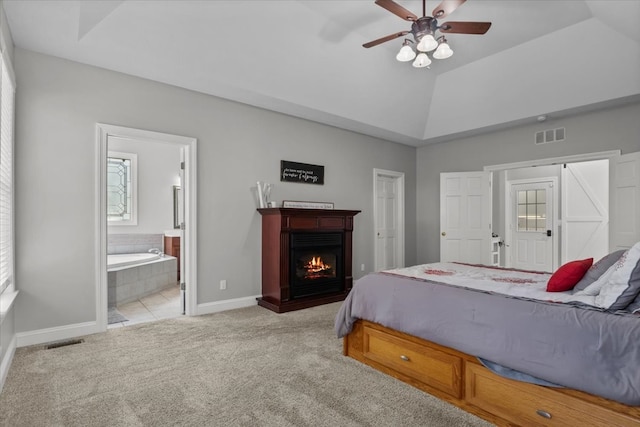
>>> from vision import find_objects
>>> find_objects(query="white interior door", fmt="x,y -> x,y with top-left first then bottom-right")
440,171 -> 491,264
610,151 -> 640,251
373,169 -> 404,271
561,160 -> 609,263
509,181 -> 554,272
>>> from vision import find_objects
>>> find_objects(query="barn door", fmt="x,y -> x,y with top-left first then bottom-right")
561,160 -> 609,263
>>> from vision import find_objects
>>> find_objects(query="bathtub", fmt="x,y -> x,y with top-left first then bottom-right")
107,253 -> 177,306
108,253 -> 161,269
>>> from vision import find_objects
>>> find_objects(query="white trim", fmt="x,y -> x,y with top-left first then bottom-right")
95,126 -> 108,331
16,321 -> 99,348
0,289 -> 17,322
196,295 -> 260,316
0,51 -> 15,89
0,333 -> 16,392
184,141 -> 198,316
373,169 -> 405,271
484,150 -> 620,172
96,124 -> 198,327
505,177 -> 559,270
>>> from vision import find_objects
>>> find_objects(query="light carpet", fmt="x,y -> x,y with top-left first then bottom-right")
0,302 -> 491,427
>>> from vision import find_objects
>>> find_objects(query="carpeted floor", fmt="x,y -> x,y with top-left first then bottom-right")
0,302 -> 491,427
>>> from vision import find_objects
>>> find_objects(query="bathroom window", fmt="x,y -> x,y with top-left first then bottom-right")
107,151 -> 138,225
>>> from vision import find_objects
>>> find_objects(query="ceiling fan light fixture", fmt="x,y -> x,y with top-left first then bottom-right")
412,52 -> 431,68
362,0 -> 491,70
433,40 -> 453,59
396,40 -> 416,62
416,33 -> 438,52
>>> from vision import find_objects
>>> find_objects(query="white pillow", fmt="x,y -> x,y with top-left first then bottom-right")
594,243 -> 640,309
574,258 -> 620,296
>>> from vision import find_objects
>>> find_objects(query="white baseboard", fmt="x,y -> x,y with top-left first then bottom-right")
16,321 -> 100,348
196,295 -> 259,316
14,296 -> 260,347
0,333 -> 16,393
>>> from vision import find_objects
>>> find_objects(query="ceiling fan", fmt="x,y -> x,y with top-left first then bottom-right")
363,0 -> 491,68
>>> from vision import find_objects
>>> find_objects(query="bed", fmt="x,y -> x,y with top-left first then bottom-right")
335,243 -> 640,426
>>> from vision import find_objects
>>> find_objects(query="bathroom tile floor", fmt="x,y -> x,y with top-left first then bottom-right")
108,283 -> 182,328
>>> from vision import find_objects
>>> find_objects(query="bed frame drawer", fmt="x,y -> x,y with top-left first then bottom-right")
362,325 -> 462,398
465,362 -> 638,426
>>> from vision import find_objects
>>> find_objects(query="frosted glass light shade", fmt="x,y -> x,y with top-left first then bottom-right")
412,52 -> 431,68
417,34 -> 438,52
396,45 -> 416,62
433,42 -> 453,59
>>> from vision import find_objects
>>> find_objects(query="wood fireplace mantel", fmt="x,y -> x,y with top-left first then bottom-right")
257,208 -> 360,313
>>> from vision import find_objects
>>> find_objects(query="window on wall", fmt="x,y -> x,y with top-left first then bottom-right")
516,189 -> 547,232
107,151 -> 137,225
0,54 -> 15,295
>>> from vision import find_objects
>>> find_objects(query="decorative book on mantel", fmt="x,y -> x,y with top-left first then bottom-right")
282,201 -> 334,210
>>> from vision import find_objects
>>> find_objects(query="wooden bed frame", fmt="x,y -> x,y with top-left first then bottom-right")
344,319 -> 640,426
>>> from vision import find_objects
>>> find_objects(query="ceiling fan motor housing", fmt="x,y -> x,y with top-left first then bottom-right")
411,17 -> 438,42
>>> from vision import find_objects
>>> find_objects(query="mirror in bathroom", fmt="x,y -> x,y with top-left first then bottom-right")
173,185 -> 182,229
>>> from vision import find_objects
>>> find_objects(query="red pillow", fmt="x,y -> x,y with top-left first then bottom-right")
546,258 -> 594,292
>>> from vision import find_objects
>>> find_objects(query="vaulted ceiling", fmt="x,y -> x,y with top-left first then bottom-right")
4,1 -> 640,146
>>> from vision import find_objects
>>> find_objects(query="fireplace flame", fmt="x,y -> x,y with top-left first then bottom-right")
305,256 -> 331,273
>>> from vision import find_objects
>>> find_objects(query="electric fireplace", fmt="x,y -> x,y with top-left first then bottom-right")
257,208 -> 360,313
290,232 -> 343,298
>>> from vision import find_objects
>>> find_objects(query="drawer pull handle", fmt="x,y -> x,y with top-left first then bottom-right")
400,355 -> 410,362
536,410 -> 552,419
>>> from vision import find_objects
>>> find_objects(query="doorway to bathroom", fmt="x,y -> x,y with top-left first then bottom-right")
96,124 -> 197,330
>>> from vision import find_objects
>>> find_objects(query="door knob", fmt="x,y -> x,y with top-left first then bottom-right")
441,232 -> 446,236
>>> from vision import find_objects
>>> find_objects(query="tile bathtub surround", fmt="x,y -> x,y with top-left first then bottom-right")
108,233 -> 164,254
108,256 -> 178,306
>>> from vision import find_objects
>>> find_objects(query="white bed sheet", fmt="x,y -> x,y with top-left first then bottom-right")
385,262 -> 598,306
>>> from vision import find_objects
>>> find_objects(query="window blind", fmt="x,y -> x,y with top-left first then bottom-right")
0,54 -> 15,295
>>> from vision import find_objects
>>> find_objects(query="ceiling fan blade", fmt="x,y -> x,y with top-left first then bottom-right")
375,0 -> 418,21
363,31 -> 410,48
432,0 -> 466,19
439,21 -> 492,34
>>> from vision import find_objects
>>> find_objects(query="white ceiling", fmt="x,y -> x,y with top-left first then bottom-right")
3,0 -> 640,147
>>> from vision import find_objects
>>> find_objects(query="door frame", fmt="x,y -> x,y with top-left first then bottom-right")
486,150 -> 620,270
504,177 -> 558,271
373,168 -> 405,271
484,151 -> 620,173
95,124 -> 198,331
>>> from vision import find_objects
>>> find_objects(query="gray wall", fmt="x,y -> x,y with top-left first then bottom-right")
14,48 -> 417,333
108,136 -> 181,235
417,101 -> 640,264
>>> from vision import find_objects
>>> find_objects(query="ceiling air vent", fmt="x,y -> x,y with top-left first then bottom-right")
535,127 -> 566,145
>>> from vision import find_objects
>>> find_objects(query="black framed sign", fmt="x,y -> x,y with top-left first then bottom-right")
280,160 -> 324,185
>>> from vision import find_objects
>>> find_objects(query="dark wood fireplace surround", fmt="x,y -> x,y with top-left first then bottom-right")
257,208 -> 360,313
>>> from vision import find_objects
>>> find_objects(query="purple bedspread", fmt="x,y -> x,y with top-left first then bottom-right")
335,272 -> 640,406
